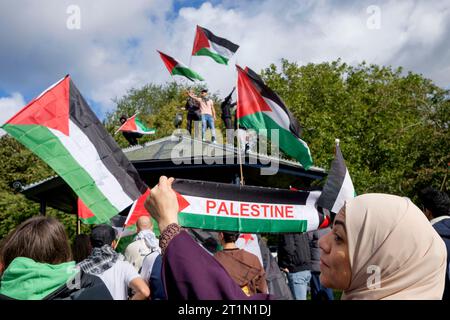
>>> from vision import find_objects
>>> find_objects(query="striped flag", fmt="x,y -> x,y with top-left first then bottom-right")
172,179 -> 324,233
117,115 -> 155,135
317,139 -> 355,215
157,50 -> 204,82
236,66 -> 313,170
192,25 -> 239,65
2,75 -> 147,223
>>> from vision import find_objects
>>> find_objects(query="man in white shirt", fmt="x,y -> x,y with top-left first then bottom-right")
78,224 -> 150,300
125,216 -> 165,299
124,216 -> 154,272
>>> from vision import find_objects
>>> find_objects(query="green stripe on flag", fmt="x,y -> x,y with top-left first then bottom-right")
195,48 -> 229,65
3,124 -> 120,223
239,113 -> 313,170
178,212 -> 308,233
172,66 -> 204,81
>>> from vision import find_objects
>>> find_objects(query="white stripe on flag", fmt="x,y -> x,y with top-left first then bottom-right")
209,41 -> 234,59
51,121 -> 134,211
331,169 -> 355,213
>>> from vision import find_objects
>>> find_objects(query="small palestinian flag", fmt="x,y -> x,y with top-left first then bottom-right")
236,66 -> 313,170
317,139 -> 356,215
2,75 -> 147,223
157,50 -> 204,82
171,179 -> 324,233
192,25 -> 239,65
118,115 -> 155,135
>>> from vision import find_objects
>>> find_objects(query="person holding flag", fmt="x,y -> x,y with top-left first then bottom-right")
188,89 -> 217,143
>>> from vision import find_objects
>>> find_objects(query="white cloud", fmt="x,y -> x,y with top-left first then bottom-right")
0,0 -> 449,118
0,93 -> 26,136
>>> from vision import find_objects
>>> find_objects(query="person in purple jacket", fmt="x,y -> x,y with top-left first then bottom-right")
144,176 -> 270,300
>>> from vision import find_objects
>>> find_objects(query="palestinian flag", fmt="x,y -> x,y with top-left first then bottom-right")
192,25 -> 239,65
77,198 -> 99,224
157,50 -> 204,82
317,139 -> 355,215
2,75 -> 147,223
236,234 -> 263,267
236,66 -> 313,170
171,179 -> 324,233
117,115 -> 155,135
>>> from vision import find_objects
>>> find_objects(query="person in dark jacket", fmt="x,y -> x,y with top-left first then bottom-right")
308,228 -> 334,300
277,233 -> 312,300
221,88 -> 236,130
0,216 -> 112,300
120,115 -> 143,146
419,187 -> 450,300
184,93 -> 201,137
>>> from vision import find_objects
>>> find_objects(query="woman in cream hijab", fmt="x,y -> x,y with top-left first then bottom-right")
319,193 -> 447,299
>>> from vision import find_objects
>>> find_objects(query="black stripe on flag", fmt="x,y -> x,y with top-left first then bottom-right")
316,144 -> 347,212
68,80 -> 147,200
173,179 -> 309,205
200,26 -> 239,53
245,67 -> 303,139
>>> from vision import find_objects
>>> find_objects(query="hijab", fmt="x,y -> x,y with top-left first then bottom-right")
342,194 -> 447,300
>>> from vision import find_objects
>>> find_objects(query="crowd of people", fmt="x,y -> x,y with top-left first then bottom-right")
0,176 -> 448,300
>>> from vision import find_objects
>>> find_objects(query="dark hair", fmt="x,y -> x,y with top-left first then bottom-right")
222,231 -> 239,243
419,187 -> 450,218
201,89 -> 208,93
90,224 -> 116,248
0,216 -> 72,269
72,234 -> 92,263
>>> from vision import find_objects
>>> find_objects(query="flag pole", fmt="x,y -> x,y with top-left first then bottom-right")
113,226 -> 126,251
235,66 -> 245,186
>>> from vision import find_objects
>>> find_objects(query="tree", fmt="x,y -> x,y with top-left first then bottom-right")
261,59 -> 449,200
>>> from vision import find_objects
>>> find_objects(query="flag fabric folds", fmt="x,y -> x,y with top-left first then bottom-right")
317,139 -> 355,214
157,50 -> 204,82
117,115 -> 155,135
192,25 -> 239,65
171,179 -> 324,233
2,75 -> 147,223
236,65 -> 313,170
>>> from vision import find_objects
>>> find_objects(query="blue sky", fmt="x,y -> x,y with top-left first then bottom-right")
1,0 -> 449,131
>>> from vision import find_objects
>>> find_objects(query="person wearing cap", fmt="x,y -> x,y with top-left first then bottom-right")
188,89 -> 217,143
78,224 -> 150,300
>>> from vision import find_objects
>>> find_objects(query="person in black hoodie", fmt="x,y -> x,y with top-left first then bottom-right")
277,233 -> 312,300
419,187 -> 450,300
0,216 -> 112,300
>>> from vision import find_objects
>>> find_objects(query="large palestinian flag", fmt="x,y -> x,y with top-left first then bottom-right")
157,50 -> 204,82
2,75 -> 147,223
192,25 -> 239,65
236,66 -> 313,170
170,179 -> 325,233
117,115 -> 155,135
317,139 -> 355,215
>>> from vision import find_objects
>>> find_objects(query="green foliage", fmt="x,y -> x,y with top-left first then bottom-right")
104,81 -> 223,147
0,136 -> 92,242
261,59 -> 449,199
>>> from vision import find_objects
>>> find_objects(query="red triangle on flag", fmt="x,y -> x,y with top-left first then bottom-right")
236,66 -> 271,119
118,115 -> 138,132
192,25 -> 210,55
78,198 -> 95,219
157,50 -> 178,73
125,188 -> 190,227
5,76 -> 70,136
239,233 -> 254,245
